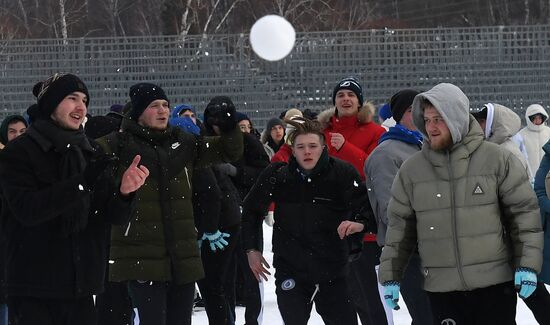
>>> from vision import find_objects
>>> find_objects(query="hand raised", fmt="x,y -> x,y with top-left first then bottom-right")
120,155 -> 149,195
329,132 -> 345,151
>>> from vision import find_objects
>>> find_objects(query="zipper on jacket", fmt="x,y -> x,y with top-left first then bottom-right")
184,167 -> 191,190
124,221 -> 132,237
447,151 -> 469,290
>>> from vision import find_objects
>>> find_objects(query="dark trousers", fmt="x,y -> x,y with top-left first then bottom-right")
275,274 -> 357,325
128,280 -> 195,325
348,241 -> 388,325
198,226 -> 240,325
8,295 -> 96,325
523,282 -> 550,325
95,281 -> 133,325
427,282 -> 517,325
230,233 -> 263,325
400,252 -> 433,325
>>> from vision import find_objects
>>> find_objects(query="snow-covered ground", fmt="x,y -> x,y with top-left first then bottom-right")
192,224 -> 540,324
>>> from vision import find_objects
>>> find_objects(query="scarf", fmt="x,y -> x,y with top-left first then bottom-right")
379,124 -> 423,147
31,119 -> 94,236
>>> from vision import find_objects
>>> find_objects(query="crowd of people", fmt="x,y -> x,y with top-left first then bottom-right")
0,72 -> 548,325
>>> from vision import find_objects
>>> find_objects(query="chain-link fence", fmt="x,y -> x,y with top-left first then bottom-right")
1,25 -> 549,129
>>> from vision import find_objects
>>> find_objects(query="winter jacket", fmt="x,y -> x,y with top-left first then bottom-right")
192,167 -> 222,235
533,139 -> 550,284
364,126 -> 422,246
232,133 -> 270,200
242,151 -> 370,284
379,83 -> 543,292
317,103 -> 386,180
271,143 -> 292,163
483,103 -> 532,180
519,104 -> 550,176
97,118 -> 243,285
0,127 -> 135,298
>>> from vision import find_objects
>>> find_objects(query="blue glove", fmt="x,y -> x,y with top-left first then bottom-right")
514,267 -> 538,299
201,230 -> 230,252
383,281 -> 401,310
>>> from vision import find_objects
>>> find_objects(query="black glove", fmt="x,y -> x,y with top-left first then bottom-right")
205,96 -> 237,133
83,154 -> 118,189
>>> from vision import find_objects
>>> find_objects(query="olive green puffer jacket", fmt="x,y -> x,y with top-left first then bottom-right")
98,119 -> 242,284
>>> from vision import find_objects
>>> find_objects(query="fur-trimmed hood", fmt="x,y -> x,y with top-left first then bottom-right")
317,102 -> 375,129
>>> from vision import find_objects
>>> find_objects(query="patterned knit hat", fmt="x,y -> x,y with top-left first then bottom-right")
30,73 -> 89,120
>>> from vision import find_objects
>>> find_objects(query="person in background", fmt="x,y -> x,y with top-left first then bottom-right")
0,114 -> 28,325
318,76 -> 387,324
472,103 -> 532,180
527,138 -> 550,324
261,117 -> 285,160
236,112 -> 261,139
365,89 -> 433,325
170,105 -> 237,325
0,115 -> 28,149
84,108 -> 133,325
379,83 -> 543,324
0,73 -> 145,325
225,110 -> 269,325
519,104 -> 550,180
377,103 -> 396,131
243,117 -> 368,325
271,109 -> 303,163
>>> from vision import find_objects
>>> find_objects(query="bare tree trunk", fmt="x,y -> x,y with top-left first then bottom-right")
59,0 -> 68,42
488,0 -> 496,24
213,0 -> 241,32
16,0 -> 30,35
201,0 -> 221,36
179,0 -> 194,38
525,0 -> 530,24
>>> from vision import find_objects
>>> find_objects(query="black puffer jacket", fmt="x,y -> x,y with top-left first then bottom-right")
231,133 -> 270,200
242,150 -> 369,283
0,128 -> 134,298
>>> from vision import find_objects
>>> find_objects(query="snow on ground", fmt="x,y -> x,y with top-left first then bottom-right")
192,224 -> 540,324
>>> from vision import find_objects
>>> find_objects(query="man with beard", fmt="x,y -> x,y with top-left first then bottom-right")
379,83 -> 543,324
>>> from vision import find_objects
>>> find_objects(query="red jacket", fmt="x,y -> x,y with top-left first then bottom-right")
318,106 -> 385,180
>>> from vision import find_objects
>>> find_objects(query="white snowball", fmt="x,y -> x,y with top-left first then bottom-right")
250,15 -> 296,61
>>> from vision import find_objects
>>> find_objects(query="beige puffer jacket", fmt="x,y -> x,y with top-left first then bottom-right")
379,83 -> 543,292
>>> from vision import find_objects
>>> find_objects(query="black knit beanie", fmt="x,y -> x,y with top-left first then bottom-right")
332,77 -> 364,107
390,89 -> 419,123
266,117 -> 285,131
128,83 -> 169,120
30,73 -> 89,120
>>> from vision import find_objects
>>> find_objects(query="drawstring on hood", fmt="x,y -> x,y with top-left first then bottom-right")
412,83 -> 470,145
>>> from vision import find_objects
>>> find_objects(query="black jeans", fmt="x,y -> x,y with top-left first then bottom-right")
427,282 -> 517,325
198,225 -> 240,325
523,281 -> 550,325
348,241 -> 388,325
8,295 -> 96,325
95,281 -> 133,325
275,274 -> 357,325
128,280 -> 195,325
229,231 -> 263,325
